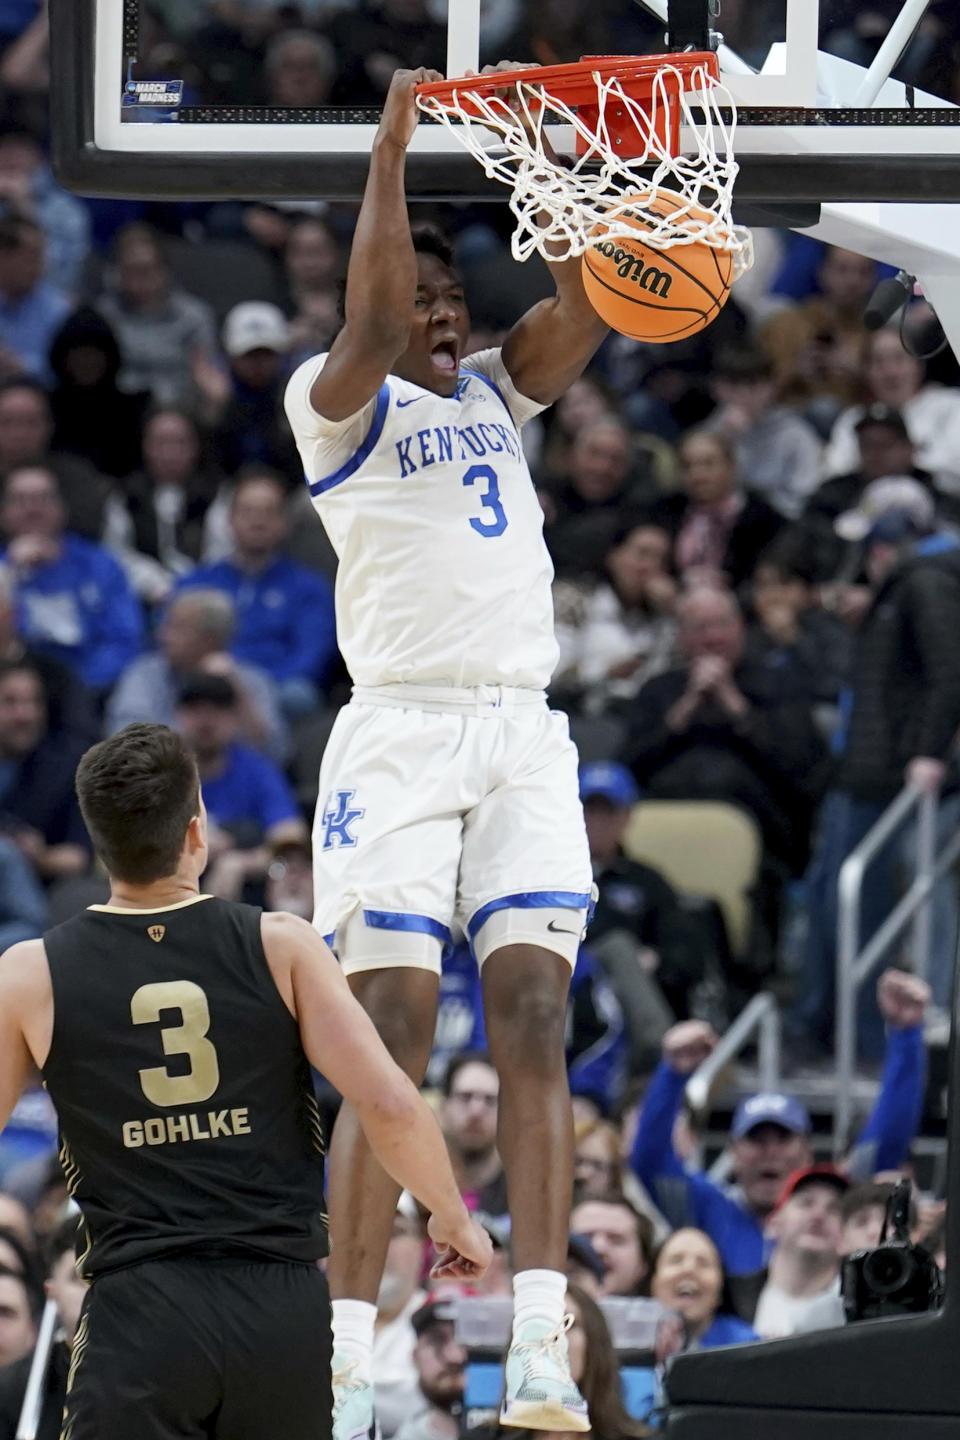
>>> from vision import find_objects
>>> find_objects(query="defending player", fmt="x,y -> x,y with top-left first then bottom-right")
0,722 -> 492,1440
284,66 -> 609,1437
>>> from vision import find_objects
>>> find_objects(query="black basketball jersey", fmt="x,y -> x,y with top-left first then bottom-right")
42,895 -> 328,1279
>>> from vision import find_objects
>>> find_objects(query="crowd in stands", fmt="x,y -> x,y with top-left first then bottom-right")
0,0 -> 959,1435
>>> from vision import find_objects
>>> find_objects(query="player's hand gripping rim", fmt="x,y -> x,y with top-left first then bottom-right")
377,66 -> 445,151
457,60 -> 542,134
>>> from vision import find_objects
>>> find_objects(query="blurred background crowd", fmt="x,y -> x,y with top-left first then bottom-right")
0,1 -> 958,1435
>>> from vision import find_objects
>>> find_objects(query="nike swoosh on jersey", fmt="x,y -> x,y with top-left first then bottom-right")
396,395 -> 427,408
547,920 -> 579,935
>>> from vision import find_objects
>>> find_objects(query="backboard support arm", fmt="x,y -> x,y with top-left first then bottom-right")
853,0 -> 932,106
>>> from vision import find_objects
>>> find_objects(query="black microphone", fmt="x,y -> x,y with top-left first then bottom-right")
864,270 -> 917,331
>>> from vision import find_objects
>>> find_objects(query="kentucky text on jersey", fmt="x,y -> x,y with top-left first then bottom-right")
122,1107 -> 251,1149
284,349 -> 557,690
394,419 -> 523,477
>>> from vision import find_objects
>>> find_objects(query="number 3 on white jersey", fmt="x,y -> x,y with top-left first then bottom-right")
463,464 -> 507,538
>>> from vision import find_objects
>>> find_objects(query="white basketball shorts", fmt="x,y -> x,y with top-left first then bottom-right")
311,684 -> 592,975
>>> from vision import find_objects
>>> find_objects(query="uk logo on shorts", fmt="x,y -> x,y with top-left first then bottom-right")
320,790 -> 365,849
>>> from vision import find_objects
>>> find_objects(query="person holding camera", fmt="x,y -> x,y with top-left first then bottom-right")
630,969 -> 928,1276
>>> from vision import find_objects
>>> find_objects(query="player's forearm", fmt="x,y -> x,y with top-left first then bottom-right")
344,139 -> 417,353
356,1072 -> 469,1227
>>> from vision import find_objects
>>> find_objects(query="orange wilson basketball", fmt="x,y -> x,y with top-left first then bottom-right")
581,192 -> 733,342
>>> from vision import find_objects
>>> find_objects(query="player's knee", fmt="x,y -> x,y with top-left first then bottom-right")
350,973 -> 437,1076
484,952 -> 568,1060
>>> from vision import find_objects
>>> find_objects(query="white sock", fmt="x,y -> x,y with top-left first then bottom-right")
332,1298 -> 377,1374
512,1268 -> 568,1335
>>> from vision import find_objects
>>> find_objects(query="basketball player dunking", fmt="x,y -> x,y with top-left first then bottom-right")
0,723 -> 492,1440
284,67 -> 609,1437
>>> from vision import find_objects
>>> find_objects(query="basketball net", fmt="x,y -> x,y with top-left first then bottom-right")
416,61 -> 754,278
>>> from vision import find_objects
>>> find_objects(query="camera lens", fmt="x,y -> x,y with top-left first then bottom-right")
862,1247 -> 913,1296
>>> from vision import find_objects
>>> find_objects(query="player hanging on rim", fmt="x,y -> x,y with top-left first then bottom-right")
0,723 -> 492,1440
284,65 -> 610,1438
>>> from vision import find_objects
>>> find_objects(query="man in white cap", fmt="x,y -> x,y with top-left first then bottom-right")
214,302 -> 301,483
791,476 -> 960,1057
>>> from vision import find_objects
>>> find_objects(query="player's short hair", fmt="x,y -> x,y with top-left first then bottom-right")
410,223 -> 456,271
76,723 -> 201,885
335,224 -> 457,328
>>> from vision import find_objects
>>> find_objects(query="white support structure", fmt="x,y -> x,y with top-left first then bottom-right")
446,0 -> 481,81
853,0 -> 933,106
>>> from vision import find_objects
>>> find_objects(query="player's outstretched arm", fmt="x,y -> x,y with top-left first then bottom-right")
308,66 -> 443,423
262,912 -> 493,1279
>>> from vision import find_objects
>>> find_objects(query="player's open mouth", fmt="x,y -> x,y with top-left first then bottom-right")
430,339 -> 459,374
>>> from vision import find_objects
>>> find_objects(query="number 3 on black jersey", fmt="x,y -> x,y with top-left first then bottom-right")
131,980 -> 221,1106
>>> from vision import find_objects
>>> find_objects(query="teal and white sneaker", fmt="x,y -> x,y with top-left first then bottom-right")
331,1354 -> 380,1440
500,1316 -> 590,1432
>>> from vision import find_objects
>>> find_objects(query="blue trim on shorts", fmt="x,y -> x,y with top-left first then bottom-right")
363,909 -> 452,944
467,890 -> 592,940
321,932 -> 335,948
308,384 -> 390,496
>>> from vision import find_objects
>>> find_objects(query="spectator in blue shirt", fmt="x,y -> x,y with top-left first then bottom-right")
0,213 -> 70,385
175,467 -> 337,717
0,463 -> 143,692
175,671 -> 306,902
630,968 -> 929,1276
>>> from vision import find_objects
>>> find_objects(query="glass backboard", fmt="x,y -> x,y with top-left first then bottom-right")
51,0 -> 960,202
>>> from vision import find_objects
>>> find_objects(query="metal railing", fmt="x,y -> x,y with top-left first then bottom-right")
686,992 -> 781,1180
835,784 -> 960,1152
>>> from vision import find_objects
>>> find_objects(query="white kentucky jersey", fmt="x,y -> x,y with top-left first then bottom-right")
284,348 -> 558,689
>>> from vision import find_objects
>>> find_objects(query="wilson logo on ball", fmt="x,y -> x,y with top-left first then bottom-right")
590,243 -> 673,298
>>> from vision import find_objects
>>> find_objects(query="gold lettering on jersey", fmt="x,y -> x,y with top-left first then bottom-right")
121,1109 -> 254,1149
166,1114 -> 190,1143
148,925 -> 165,943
